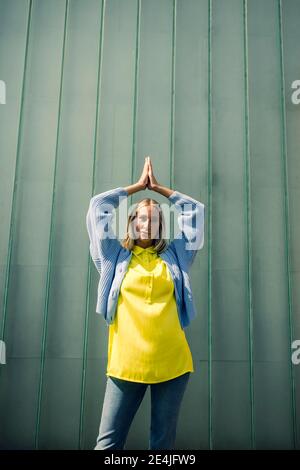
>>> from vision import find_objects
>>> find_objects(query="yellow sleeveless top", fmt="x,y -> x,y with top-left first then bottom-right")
106,243 -> 194,383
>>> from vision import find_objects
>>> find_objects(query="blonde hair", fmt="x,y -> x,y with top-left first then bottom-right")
121,198 -> 168,254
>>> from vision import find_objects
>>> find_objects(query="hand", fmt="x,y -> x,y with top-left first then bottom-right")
147,156 -> 159,191
137,156 -> 150,190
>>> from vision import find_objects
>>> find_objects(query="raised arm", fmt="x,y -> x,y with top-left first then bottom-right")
86,187 -> 128,274
167,190 -> 205,270
86,157 -> 150,273
147,157 -> 205,271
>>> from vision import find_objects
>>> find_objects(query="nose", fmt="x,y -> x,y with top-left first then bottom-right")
141,221 -> 152,234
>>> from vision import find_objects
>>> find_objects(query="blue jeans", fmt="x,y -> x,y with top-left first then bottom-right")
94,372 -> 190,450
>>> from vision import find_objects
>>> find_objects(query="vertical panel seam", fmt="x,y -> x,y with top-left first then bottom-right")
170,0 -> 176,240
278,0 -> 297,449
208,0 -> 213,451
0,0 -> 33,362
129,0 -> 141,208
34,0 -> 69,450
243,0 -> 255,450
79,0 -> 106,450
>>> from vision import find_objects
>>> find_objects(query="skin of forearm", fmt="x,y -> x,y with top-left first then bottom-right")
153,184 -> 174,198
123,183 -> 144,195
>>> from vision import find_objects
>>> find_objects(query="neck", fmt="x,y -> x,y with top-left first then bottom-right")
135,239 -> 154,249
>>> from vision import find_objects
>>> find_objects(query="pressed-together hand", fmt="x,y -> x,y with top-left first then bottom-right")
137,156 -> 159,191
126,156 -> 172,197
137,156 -> 150,190
147,156 -> 159,191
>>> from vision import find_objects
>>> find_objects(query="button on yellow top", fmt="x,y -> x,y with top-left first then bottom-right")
106,244 -> 194,383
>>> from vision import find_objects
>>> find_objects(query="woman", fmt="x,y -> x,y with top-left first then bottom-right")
86,157 -> 205,450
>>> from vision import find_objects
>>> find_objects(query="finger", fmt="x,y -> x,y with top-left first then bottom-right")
143,158 -> 148,172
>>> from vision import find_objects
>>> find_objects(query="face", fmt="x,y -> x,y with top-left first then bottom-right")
134,204 -> 160,242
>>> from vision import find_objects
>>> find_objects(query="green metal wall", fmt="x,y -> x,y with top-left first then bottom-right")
0,0 -> 299,450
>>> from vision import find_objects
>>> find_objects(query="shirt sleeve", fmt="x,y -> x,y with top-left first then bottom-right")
168,190 -> 205,271
86,186 -> 129,274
